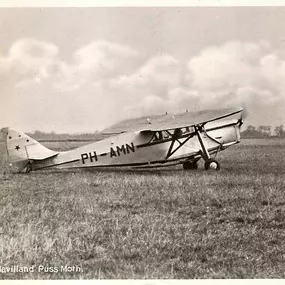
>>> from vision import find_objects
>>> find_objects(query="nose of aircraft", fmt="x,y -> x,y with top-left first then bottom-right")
238,117 -> 244,127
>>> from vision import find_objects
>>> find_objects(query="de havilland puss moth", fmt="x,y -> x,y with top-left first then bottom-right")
1,107 -> 243,173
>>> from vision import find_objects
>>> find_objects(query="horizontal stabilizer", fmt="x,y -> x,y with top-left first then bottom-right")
25,143 -> 58,160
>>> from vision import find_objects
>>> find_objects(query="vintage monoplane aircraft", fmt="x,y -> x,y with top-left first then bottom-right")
1,107 -> 243,173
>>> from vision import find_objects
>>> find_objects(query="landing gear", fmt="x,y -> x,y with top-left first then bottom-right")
182,159 -> 220,171
204,159 -> 220,171
25,161 -> 33,173
163,124 -> 223,171
194,125 -> 221,171
183,160 -> 198,170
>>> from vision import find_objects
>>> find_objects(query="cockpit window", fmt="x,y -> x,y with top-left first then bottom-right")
149,127 -> 195,143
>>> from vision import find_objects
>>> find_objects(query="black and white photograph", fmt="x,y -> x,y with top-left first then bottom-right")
1,2 -> 285,280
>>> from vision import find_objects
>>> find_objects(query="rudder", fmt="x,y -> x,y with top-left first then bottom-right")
1,127 -> 58,172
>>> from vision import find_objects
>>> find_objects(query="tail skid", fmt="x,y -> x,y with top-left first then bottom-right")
1,127 -> 59,172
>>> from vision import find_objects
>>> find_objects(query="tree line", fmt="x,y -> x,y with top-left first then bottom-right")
27,130 -> 105,141
242,125 -> 285,138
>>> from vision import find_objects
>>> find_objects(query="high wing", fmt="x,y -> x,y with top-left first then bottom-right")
103,107 -> 243,134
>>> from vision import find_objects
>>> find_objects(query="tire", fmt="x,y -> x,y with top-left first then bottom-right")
204,159 -> 220,171
183,161 -> 198,170
25,162 -> 33,173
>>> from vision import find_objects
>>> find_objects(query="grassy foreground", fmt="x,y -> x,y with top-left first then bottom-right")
1,139 -> 285,279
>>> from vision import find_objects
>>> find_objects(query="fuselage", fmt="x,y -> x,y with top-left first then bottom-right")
33,112 -> 242,171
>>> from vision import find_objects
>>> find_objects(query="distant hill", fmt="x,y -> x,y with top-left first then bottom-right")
0,129 -> 107,142
26,131 -> 106,142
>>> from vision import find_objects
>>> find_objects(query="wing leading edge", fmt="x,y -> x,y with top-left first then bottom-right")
103,107 -> 243,134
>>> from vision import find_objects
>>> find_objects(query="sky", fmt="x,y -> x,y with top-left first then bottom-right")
1,7 -> 285,133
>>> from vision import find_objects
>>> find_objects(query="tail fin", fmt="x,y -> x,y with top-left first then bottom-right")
1,127 -> 58,172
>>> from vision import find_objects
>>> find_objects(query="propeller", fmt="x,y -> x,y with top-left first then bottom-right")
238,104 -> 249,127
241,103 -> 249,120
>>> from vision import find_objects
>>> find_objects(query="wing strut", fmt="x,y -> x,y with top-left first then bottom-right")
165,125 -> 218,160
164,124 -> 224,167
194,125 -> 211,161
165,129 -> 195,159
193,125 -> 221,170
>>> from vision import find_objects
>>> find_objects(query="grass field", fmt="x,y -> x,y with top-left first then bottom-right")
1,139 -> 285,279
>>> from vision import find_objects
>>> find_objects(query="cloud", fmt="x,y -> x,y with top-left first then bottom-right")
55,40 -> 139,92
122,41 -> 285,122
2,38 -> 285,132
0,39 -> 142,132
260,53 -> 285,93
186,41 -> 269,95
7,38 -> 60,80
177,41 -> 285,109
74,40 -> 138,71
106,54 -> 183,119
113,54 -> 181,92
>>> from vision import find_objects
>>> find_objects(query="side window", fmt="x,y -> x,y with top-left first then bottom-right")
151,131 -> 168,142
163,131 -> 170,139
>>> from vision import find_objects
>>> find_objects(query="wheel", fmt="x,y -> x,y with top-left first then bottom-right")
25,162 -> 33,173
183,161 -> 198,170
204,159 -> 220,171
